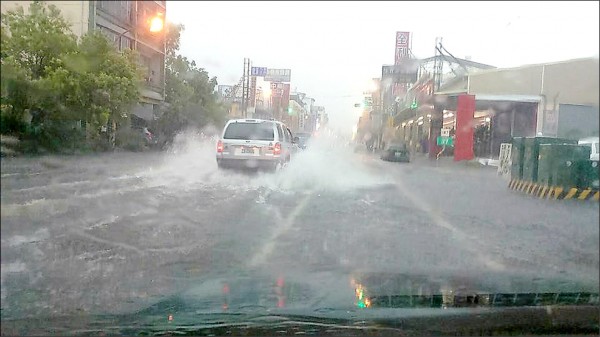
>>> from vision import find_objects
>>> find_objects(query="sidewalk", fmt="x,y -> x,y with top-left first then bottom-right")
411,154 -> 499,169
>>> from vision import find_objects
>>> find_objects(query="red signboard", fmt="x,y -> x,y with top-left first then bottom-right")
395,31 -> 410,65
454,94 -> 475,161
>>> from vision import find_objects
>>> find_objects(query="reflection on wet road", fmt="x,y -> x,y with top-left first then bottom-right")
1,133 -> 599,322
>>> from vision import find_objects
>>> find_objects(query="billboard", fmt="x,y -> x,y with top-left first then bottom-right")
382,60 -> 419,84
251,67 -> 267,77
218,85 -> 234,98
265,68 -> 291,82
395,31 -> 410,65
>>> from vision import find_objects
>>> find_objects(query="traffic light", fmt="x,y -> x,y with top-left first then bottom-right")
410,99 -> 418,109
287,106 -> 293,115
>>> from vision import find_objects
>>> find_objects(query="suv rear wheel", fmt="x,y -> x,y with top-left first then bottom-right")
271,161 -> 283,173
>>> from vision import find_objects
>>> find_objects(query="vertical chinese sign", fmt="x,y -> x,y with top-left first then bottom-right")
394,31 -> 410,65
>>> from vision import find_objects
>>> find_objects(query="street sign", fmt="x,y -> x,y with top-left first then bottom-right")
441,127 -> 450,137
251,67 -> 267,77
498,143 -> 512,179
382,62 -> 419,84
437,136 -> 453,146
264,69 -> 291,82
270,82 -> 284,90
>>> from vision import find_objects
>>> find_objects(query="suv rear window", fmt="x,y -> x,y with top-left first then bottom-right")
223,122 -> 274,141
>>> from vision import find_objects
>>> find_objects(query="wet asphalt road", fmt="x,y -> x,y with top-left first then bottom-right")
1,136 -> 599,322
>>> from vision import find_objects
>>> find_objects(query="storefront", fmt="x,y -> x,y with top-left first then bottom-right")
434,95 -> 539,158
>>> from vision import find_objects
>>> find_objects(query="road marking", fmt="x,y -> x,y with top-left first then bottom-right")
248,191 -> 313,268
392,177 -> 506,272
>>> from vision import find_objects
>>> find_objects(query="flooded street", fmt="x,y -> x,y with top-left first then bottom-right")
1,134 -> 598,323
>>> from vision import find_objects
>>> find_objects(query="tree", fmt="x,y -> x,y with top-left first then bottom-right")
1,1 -> 76,134
1,1 -> 142,153
1,1 -> 77,79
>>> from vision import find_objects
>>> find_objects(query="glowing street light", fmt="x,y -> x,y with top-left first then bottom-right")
116,12 -> 165,50
149,13 -> 164,33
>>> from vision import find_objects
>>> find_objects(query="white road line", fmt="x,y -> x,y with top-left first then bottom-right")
248,191 -> 314,268
393,175 -> 507,272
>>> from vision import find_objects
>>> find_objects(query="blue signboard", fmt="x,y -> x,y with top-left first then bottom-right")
251,67 -> 267,77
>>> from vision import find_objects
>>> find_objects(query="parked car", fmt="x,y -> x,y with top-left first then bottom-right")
380,142 -> 410,162
295,132 -> 311,150
216,119 -> 296,172
578,136 -> 599,161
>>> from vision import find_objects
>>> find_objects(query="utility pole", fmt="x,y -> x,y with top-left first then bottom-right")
240,58 -> 252,118
433,37 -> 443,92
241,58 -> 247,118
245,59 -> 251,118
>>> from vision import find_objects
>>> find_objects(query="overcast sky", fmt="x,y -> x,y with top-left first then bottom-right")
167,1 -> 599,132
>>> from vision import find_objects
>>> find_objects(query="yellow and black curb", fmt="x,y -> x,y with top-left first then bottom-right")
508,179 -> 599,201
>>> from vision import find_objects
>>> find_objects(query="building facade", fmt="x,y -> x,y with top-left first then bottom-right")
398,57 -> 599,159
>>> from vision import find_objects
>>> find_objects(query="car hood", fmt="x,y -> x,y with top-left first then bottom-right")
2,270 -> 598,335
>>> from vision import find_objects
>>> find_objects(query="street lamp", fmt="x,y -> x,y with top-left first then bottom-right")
115,12 -> 165,51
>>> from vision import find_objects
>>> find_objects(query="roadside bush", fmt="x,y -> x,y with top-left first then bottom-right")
115,127 -> 146,152
0,107 -> 26,135
18,121 -> 86,154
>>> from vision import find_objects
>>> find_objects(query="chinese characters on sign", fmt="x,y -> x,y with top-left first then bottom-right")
218,85 -> 234,98
270,82 -> 284,96
251,67 -> 267,77
264,69 -> 291,82
382,62 -> 419,84
395,31 -> 410,65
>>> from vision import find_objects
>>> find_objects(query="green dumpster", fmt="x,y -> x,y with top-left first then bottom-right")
537,144 -> 590,188
510,137 -> 525,180
522,137 -> 577,183
576,160 -> 599,190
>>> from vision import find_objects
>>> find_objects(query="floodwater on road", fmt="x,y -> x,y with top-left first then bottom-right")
1,131 -> 598,322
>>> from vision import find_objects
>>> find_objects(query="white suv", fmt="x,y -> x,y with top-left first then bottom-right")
216,119 -> 297,172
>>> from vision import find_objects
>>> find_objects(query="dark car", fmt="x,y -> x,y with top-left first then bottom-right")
381,142 -> 410,162
295,132 -> 311,150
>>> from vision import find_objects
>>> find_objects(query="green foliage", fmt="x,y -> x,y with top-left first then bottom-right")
1,1 -> 141,153
0,1 -> 77,79
115,127 -> 146,152
1,1 -> 225,154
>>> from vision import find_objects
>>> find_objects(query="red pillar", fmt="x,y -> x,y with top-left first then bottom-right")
454,94 -> 475,161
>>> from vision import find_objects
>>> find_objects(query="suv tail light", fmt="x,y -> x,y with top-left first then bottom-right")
273,142 -> 281,155
217,140 -> 224,153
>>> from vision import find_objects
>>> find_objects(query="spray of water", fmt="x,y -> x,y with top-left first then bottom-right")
141,126 -> 390,194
